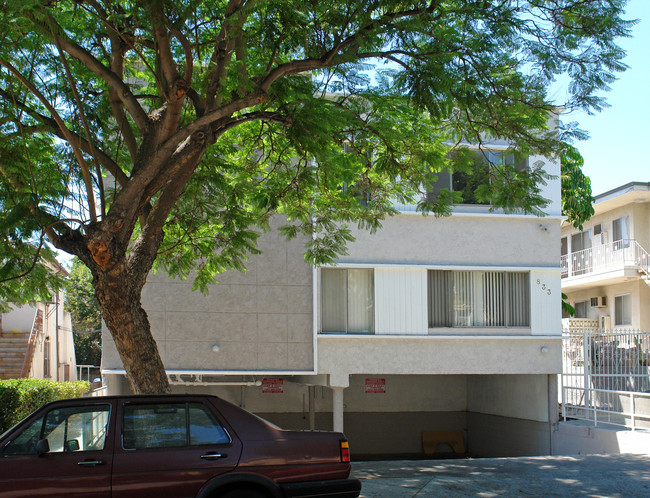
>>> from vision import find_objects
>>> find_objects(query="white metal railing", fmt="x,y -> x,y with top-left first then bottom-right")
561,239 -> 650,279
77,364 -> 101,382
562,327 -> 650,431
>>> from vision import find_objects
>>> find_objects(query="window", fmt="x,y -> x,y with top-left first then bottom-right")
43,338 -> 50,378
614,294 -> 632,326
574,300 -> 588,318
613,216 -> 630,249
428,270 -> 529,327
427,150 -> 528,205
2,405 -> 110,456
122,402 -> 230,450
571,230 -> 592,253
321,268 -> 374,334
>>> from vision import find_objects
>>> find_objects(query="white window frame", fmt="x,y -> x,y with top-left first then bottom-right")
614,293 -> 632,326
321,268 -> 375,334
428,270 -> 530,328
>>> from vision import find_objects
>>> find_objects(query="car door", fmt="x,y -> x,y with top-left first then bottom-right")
0,401 -> 114,498
111,397 -> 243,498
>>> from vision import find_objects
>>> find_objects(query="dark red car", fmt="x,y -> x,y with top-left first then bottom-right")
0,394 -> 361,498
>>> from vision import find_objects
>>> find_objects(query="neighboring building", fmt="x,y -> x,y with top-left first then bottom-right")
561,182 -> 650,330
103,141 -> 563,458
0,264 -> 77,381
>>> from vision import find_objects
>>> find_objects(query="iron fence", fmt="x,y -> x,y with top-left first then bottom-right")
562,327 -> 650,431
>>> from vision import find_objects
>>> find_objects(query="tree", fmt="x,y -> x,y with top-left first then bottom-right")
560,144 -> 593,317
561,144 -> 595,231
64,258 -> 102,366
0,1 -> 632,393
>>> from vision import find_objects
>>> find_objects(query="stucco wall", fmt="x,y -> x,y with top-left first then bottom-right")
340,213 -> 559,267
103,220 -> 314,372
2,304 -> 36,332
466,374 -> 550,422
318,336 -> 562,379
565,279 -> 649,330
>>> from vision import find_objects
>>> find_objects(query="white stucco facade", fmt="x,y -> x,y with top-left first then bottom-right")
0,289 -> 76,382
561,182 -> 650,330
103,148 -> 564,457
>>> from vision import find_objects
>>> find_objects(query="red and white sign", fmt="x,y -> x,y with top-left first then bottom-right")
262,377 -> 284,394
365,378 -> 386,394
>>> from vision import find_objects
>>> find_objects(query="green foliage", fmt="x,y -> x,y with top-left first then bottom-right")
0,0 -> 633,389
562,293 -> 576,317
561,145 -> 595,230
64,258 -> 102,333
0,379 -> 90,433
63,258 -> 102,365
73,329 -> 102,366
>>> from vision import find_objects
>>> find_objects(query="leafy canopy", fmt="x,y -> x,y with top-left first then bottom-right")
0,0 -> 633,301
561,144 -> 595,230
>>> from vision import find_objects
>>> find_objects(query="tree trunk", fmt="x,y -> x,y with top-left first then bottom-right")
94,266 -> 169,394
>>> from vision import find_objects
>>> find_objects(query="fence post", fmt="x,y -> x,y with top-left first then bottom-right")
583,329 -> 592,421
631,392 -> 636,431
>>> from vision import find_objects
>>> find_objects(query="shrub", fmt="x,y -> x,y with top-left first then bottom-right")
0,379 -> 90,433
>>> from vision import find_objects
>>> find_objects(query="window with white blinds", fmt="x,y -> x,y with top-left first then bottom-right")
428,270 -> 529,328
321,268 -> 374,334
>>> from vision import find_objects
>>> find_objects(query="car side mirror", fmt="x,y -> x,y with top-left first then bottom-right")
65,440 -> 80,452
36,439 -> 50,456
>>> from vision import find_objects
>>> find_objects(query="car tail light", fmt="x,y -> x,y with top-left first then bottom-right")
340,440 -> 350,463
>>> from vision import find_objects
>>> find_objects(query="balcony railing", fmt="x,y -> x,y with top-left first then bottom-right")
561,239 -> 650,280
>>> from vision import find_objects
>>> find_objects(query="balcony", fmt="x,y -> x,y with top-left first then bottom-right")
561,240 -> 650,290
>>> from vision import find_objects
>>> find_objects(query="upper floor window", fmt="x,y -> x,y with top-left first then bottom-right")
612,216 -> 630,249
428,270 -> 530,327
427,150 -> 528,205
570,229 -> 592,254
614,294 -> 632,326
321,268 -> 374,334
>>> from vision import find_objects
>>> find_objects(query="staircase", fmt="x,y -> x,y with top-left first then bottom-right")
0,329 -> 31,380
0,308 -> 43,380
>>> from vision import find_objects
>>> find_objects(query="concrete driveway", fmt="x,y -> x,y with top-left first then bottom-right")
352,454 -> 650,497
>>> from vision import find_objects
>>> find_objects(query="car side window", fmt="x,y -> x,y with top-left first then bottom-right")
122,402 -> 230,450
1,415 -> 45,456
2,405 -> 110,456
189,403 -> 230,445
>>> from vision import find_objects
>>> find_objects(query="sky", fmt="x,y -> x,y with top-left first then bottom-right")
561,0 -> 650,196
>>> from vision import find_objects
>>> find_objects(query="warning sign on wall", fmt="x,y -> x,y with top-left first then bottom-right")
262,377 -> 284,394
365,378 -> 386,394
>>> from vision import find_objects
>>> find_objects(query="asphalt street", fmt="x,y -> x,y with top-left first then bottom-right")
351,454 -> 650,497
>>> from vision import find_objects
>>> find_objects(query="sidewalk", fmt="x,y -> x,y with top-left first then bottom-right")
352,454 -> 650,497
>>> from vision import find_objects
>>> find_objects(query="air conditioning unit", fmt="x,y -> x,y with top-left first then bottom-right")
600,315 -> 611,331
590,296 -> 607,308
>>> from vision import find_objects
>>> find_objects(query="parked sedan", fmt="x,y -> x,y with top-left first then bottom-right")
0,394 -> 361,498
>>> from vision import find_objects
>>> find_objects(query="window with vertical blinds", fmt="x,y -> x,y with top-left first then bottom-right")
321,268 -> 374,334
428,270 -> 529,328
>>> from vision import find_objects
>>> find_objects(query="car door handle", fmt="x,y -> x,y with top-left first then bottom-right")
200,452 -> 225,460
78,460 -> 106,467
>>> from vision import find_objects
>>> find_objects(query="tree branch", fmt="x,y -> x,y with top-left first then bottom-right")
42,15 -> 150,131
0,56 -> 98,222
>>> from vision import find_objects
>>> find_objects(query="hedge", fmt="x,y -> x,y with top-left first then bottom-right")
0,378 -> 90,433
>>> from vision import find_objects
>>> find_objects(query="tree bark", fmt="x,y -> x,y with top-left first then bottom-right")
93,262 -> 169,394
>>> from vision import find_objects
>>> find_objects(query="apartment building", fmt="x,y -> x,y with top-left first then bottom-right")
0,279 -> 76,382
103,144 -> 563,457
561,182 -> 650,330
